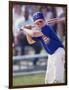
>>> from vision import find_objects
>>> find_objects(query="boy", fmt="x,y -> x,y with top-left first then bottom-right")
22,12 -> 65,84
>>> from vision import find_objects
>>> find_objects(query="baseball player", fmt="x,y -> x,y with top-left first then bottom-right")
22,12 -> 65,84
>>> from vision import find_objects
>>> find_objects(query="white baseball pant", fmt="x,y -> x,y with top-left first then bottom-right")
45,47 -> 65,84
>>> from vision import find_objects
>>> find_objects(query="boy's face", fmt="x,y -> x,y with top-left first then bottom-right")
34,19 -> 45,29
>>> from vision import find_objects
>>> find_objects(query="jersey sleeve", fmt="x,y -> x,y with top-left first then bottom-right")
41,25 -> 58,39
41,25 -> 51,36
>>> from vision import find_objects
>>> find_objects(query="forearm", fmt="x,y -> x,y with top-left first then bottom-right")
21,28 -> 34,37
22,28 -> 43,37
26,34 -> 36,44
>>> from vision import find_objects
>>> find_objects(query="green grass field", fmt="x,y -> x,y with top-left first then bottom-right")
13,72 -> 45,86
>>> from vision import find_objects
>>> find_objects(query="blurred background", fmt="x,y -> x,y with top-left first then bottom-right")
12,4 -> 66,86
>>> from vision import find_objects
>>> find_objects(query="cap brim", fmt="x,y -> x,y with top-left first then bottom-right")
34,19 -> 44,23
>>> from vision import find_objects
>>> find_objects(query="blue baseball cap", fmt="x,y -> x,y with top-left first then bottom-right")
33,12 -> 44,23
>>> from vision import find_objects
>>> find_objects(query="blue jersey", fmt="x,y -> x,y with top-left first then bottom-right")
32,25 -> 64,55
